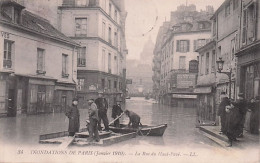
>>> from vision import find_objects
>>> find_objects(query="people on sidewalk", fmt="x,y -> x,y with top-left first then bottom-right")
248,96 -> 259,135
224,103 -> 241,147
65,97 -> 80,136
95,91 -> 109,131
87,99 -> 100,142
230,93 -> 248,137
112,101 -> 124,127
218,92 -> 229,134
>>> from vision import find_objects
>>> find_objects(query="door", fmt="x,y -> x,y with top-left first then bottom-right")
7,89 -> 16,117
37,85 -> 46,113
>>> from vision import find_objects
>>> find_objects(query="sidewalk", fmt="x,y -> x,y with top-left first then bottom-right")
199,125 -> 259,149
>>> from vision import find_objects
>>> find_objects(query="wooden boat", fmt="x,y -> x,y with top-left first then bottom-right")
39,128 -> 137,147
109,124 -> 167,136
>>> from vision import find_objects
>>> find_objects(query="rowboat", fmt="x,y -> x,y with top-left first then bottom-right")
39,128 -> 137,147
109,123 -> 167,136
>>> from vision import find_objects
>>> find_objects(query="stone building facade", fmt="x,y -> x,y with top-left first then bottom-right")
0,0 -> 79,116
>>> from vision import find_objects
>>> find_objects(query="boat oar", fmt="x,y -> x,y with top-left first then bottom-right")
109,112 -> 125,126
59,135 -> 76,148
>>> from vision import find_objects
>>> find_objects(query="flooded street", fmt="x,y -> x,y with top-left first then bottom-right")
1,97 -> 259,163
0,97 -> 217,149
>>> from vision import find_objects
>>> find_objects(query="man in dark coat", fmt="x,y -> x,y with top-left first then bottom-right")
65,97 -> 80,136
125,110 -> 142,128
112,101 -> 124,127
95,92 -> 109,131
248,96 -> 259,135
218,92 -> 230,134
225,103 -> 241,147
231,93 -> 248,137
88,99 -> 100,142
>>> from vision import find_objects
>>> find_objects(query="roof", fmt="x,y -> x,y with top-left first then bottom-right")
21,10 -> 78,46
0,5 -> 79,46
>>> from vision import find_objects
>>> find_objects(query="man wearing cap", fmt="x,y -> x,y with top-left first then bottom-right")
231,93 -> 248,137
65,97 -> 80,136
87,99 -> 100,142
95,91 -> 109,131
112,101 -> 124,127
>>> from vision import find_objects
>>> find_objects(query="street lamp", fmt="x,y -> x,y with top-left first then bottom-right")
216,57 -> 232,99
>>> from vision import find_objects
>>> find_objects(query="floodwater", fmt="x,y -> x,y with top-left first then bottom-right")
0,97 -> 216,148
1,97 -> 259,163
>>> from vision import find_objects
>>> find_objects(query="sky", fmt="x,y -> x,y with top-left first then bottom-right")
125,0 -> 225,60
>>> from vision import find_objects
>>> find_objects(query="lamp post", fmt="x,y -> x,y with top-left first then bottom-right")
216,57 -> 232,99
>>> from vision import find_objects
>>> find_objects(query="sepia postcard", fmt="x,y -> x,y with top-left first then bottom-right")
0,0 -> 259,162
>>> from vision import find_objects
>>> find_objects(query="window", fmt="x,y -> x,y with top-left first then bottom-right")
77,79 -> 85,91
102,49 -> 106,71
102,21 -> 106,39
199,23 -> 205,29
211,50 -> 216,72
108,27 -> 112,43
62,54 -> 69,77
206,52 -> 209,74
231,38 -> 236,60
109,3 -> 112,16
3,40 -> 13,69
114,81 -> 117,89
114,55 -> 118,74
114,10 -> 117,22
76,0 -> 88,6
108,53 -> 111,73
179,56 -> 186,69
176,40 -> 190,53
37,48 -> 45,74
114,31 -> 118,47
233,0 -> 239,10
212,19 -> 216,36
77,47 -> 86,67
245,3 -> 256,44
1,6 -> 21,24
75,18 -> 87,37
200,55 -> 204,75
108,80 -> 111,89
101,79 -> 105,89
225,2 -> 231,17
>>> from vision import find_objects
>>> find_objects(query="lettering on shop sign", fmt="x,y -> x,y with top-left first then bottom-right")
1,31 -> 10,39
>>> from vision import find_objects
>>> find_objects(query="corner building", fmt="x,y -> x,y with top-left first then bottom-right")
58,0 -> 128,107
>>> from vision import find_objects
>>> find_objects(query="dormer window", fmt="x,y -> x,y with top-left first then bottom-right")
1,1 -> 25,24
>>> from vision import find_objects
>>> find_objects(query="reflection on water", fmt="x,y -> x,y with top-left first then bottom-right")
0,97 -> 215,148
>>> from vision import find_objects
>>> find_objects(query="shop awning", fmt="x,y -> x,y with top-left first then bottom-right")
172,94 -> 197,99
194,86 -> 212,94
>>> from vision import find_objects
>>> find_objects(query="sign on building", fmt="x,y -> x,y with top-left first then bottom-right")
176,74 -> 196,88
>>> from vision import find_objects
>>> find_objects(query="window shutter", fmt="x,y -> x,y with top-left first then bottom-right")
194,40 -> 197,51
176,40 -> 180,52
187,40 -> 190,52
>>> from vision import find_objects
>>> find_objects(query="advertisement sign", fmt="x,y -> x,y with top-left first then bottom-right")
176,74 -> 196,88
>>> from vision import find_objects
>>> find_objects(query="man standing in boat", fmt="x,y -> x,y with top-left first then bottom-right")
88,99 -> 100,142
65,97 -> 80,136
125,110 -> 142,128
95,91 -> 109,131
112,101 -> 124,127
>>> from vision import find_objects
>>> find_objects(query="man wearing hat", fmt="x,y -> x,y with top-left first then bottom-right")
231,92 -> 248,137
217,92 -> 230,134
112,101 -> 124,127
65,97 -> 80,136
248,96 -> 259,134
87,99 -> 100,142
95,91 -> 109,131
